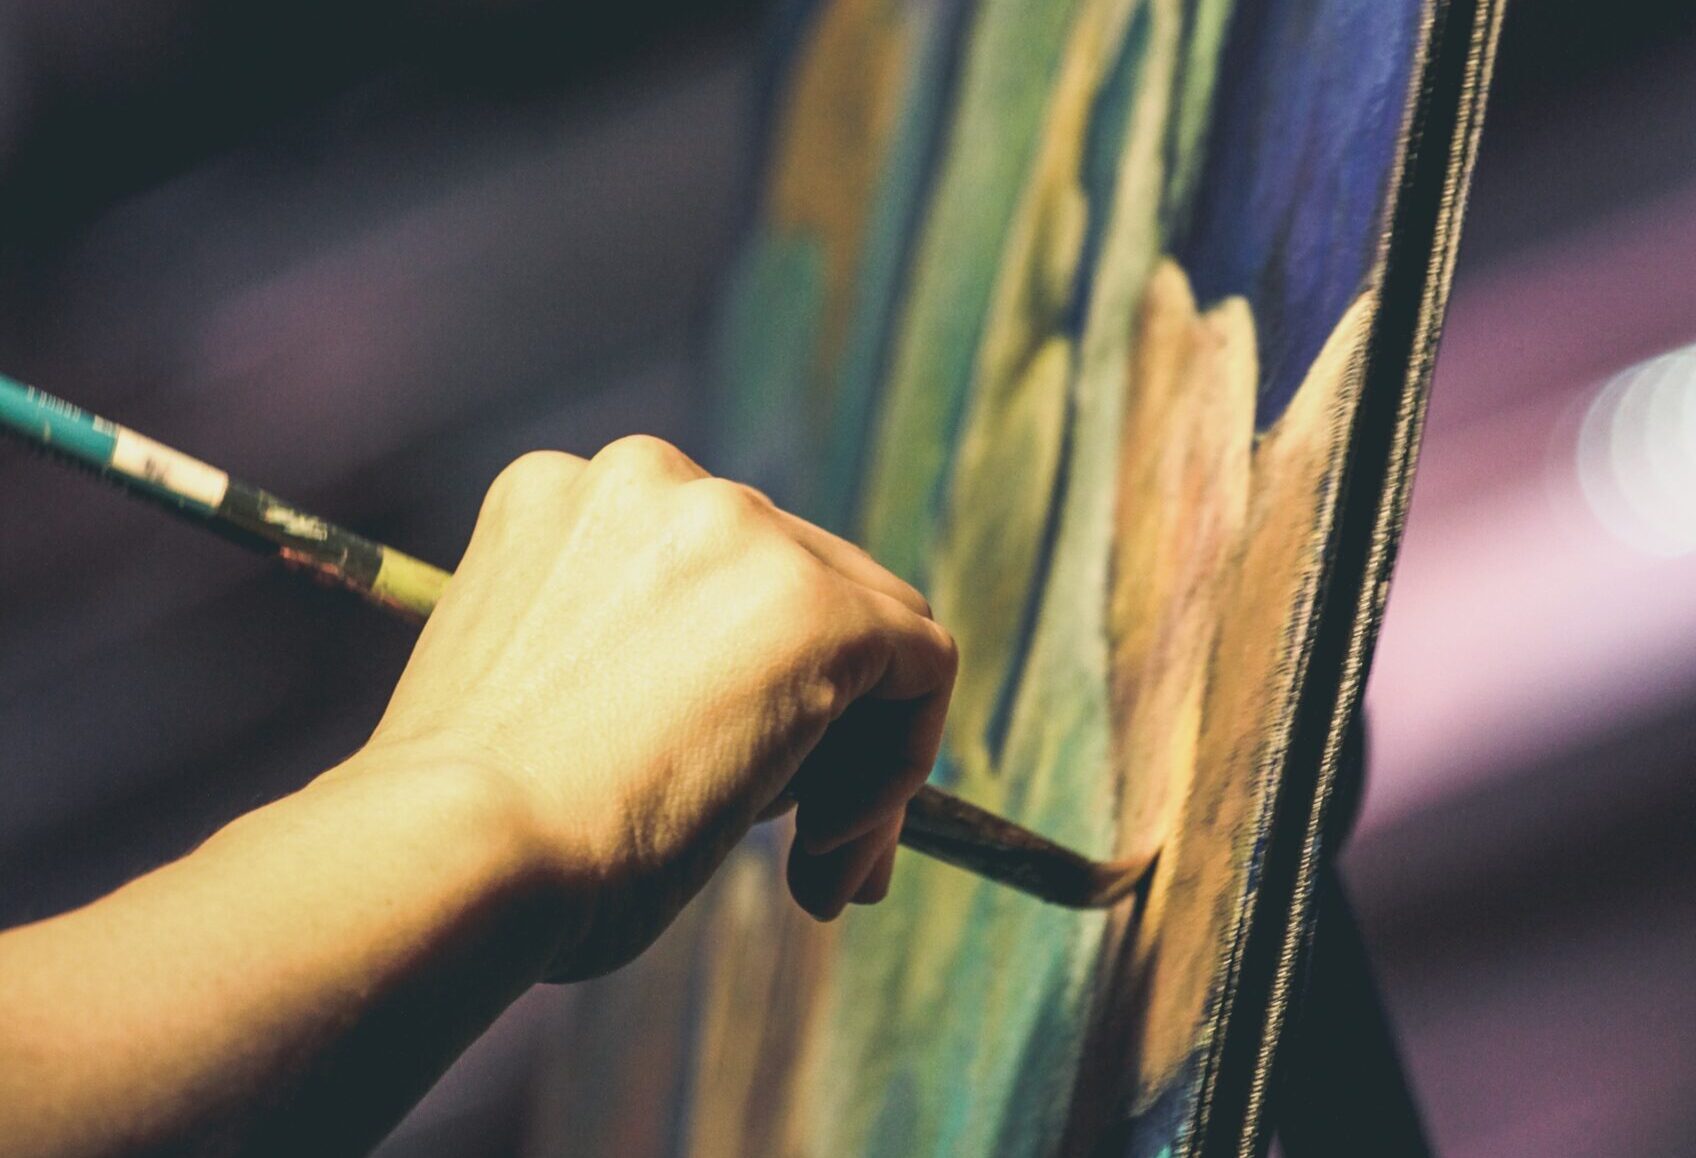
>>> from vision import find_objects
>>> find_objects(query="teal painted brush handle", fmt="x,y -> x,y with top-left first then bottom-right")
0,374 -> 446,618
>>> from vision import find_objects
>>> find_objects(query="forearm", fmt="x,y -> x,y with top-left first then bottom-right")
0,749 -> 577,1158
0,436 -> 955,1155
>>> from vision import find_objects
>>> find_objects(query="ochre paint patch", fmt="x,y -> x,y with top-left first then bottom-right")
1107,258 -> 1255,873
769,0 -> 911,375
1122,287 -> 1375,1108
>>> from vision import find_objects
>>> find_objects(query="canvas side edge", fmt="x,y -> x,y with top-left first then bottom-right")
1235,0 -> 1507,1150
1186,0 -> 1508,1152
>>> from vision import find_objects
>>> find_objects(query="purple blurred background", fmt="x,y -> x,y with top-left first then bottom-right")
0,2 -> 1691,1154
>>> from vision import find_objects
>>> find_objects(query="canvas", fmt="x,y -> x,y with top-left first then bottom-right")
607,1 -> 1502,1154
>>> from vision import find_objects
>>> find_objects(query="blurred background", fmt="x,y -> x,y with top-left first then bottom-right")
0,2 -> 1690,1154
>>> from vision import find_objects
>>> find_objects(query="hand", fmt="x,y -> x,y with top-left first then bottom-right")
362,437 -> 957,980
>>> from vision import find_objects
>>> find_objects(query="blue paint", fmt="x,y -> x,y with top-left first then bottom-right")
1065,2 -> 1152,340
1176,0 -> 1422,426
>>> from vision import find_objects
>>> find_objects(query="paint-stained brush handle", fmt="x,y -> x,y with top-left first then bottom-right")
0,373 -> 1151,910
902,785 -> 1149,909
0,376 -> 447,620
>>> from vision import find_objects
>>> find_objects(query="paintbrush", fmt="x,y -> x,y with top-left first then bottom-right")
0,374 -> 1152,910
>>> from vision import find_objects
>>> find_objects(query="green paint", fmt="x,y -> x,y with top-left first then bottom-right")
707,231 -> 826,502
692,0 -> 1478,1150
815,5 -> 1189,1155
817,0 -> 964,534
855,0 -> 1085,586
700,1 -> 1268,1152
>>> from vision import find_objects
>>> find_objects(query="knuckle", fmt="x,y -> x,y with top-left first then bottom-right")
594,433 -> 684,476
935,624 -> 960,677
907,583 -> 933,620
489,450 -> 576,502
679,477 -> 763,534
738,482 -> 776,509
762,544 -> 831,615
838,537 -> 927,617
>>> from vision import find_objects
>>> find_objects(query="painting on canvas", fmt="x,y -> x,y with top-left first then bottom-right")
669,0 -> 1504,1153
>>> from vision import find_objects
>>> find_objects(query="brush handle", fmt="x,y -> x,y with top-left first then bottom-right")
0,374 -> 445,618
0,373 -> 1138,908
901,785 -> 1142,909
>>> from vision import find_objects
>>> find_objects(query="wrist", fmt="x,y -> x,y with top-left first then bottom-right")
322,741 -> 596,981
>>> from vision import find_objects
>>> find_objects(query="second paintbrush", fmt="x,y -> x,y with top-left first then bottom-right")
0,374 -> 1152,910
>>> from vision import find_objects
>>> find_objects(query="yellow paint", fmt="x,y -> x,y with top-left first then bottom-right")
1108,258 -> 1255,874
930,0 -> 1137,794
1125,285 -> 1376,1107
769,0 -> 910,375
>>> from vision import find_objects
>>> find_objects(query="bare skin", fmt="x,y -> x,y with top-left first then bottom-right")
0,436 -> 957,1157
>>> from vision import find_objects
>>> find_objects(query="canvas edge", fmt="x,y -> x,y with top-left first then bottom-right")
1185,0 -> 1508,1153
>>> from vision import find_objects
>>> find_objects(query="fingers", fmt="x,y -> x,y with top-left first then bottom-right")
785,587 -> 956,897
580,451 -> 927,620
789,696 -> 936,855
847,588 -> 958,704
771,507 -> 931,619
518,443 -> 951,919
669,476 -> 952,852
681,479 -> 929,618
806,586 -> 956,843
788,812 -> 902,920
852,837 -> 898,905
756,547 -> 953,916
779,510 -> 954,862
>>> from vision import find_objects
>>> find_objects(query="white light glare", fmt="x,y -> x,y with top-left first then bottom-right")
1576,343 -> 1696,556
